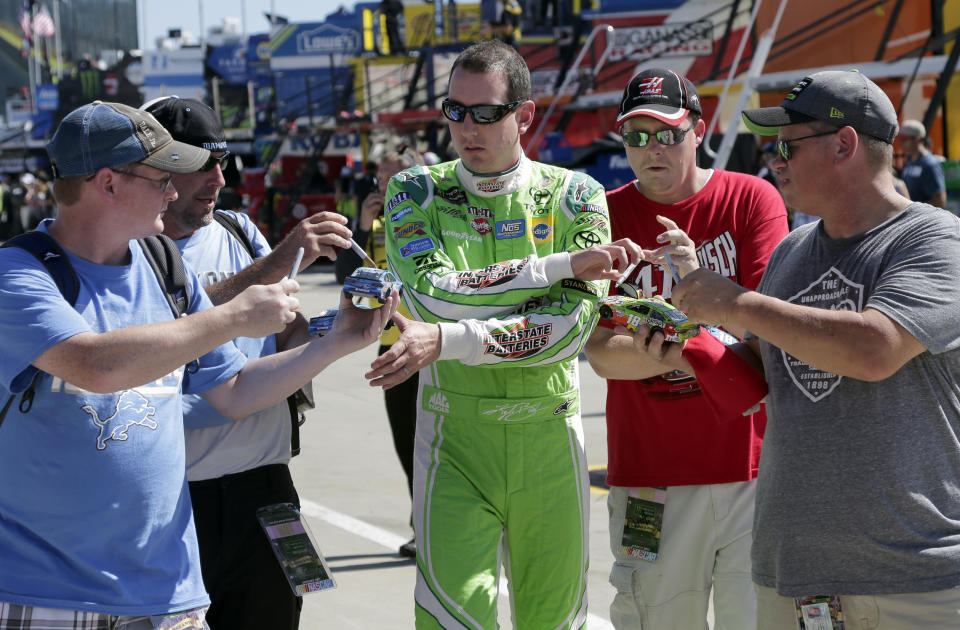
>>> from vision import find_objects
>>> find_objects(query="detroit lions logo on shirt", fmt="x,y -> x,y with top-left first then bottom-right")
84,390 -> 158,451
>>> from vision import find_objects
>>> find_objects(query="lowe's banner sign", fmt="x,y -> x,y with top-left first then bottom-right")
271,22 -> 362,70
297,24 -> 361,54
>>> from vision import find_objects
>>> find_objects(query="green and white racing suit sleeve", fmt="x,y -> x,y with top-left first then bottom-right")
384,161 -> 611,368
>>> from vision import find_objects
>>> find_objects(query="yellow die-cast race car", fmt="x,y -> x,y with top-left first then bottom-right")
597,295 -> 700,342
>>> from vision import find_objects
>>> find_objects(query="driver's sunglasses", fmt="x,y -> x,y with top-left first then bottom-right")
199,151 -> 231,172
441,98 -> 524,124
621,125 -> 694,148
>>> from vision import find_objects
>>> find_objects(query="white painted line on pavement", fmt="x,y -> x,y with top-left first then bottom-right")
300,499 -> 408,551
301,499 -> 614,630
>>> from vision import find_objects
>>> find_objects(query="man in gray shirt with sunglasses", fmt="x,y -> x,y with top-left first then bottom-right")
675,69 -> 960,628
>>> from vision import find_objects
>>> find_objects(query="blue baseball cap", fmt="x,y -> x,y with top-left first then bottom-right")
47,100 -> 210,178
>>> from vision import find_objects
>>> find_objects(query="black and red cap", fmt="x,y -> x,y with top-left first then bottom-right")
616,68 -> 702,129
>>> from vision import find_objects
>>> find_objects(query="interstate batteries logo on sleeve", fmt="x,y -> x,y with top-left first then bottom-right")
484,317 -> 553,359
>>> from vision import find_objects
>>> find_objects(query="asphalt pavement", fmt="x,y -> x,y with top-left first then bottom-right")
289,262 -> 618,629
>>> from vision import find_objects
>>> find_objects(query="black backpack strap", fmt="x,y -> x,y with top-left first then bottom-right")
212,211 -> 306,458
213,211 -> 257,260
138,235 -> 197,374
0,231 -> 81,426
1,231 -> 79,304
138,235 -> 191,319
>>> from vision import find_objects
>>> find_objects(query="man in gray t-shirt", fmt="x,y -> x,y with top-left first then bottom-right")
672,70 -> 960,628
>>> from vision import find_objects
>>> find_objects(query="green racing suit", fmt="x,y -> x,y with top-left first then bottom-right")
384,156 -> 611,629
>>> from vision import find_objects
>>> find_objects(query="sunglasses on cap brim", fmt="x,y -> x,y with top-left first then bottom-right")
441,98 -> 524,124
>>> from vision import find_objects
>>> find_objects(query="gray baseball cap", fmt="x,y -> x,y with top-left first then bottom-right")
899,119 -> 925,138
742,70 -> 898,144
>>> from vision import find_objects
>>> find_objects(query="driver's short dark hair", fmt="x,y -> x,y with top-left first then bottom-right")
450,40 -> 531,103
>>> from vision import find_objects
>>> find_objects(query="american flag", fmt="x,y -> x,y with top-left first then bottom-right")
18,5 -> 31,41
33,5 -> 55,38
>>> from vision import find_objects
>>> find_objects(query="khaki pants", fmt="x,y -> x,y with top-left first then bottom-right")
756,584 -> 960,629
607,481 -> 757,630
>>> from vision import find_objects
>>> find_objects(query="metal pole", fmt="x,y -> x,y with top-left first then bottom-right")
524,24 -> 615,155
27,37 -> 37,116
32,5 -> 42,110
702,0 -> 764,159
241,0 -> 247,42
199,0 -> 206,51
53,0 -> 62,79
212,76 -> 221,117
712,0 -> 789,170
247,80 -> 256,132
139,0 -> 147,49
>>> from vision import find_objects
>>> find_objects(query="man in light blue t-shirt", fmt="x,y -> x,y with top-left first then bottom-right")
0,101 -> 397,629
145,96 -> 354,630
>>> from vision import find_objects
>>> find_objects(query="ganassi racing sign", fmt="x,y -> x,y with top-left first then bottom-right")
484,318 -> 553,359
609,20 -> 713,61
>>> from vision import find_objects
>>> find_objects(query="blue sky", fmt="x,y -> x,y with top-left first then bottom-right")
141,0 -> 348,47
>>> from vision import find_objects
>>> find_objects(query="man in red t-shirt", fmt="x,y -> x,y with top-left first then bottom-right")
584,68 -> 788,630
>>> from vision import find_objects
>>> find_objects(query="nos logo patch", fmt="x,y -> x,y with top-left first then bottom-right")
496,219 -> 525,239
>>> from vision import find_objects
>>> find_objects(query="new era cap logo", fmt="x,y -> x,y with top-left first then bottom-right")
829,107 -> 845,120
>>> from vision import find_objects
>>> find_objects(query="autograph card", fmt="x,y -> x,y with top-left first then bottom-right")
257,503 -> 336,595
619,487 -> 666,562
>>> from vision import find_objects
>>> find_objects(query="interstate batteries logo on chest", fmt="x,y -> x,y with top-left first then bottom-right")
783,266 -> 864,402
484,317 -> 553,359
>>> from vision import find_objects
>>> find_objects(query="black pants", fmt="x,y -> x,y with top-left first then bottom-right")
190,464 -> 303,630
380,344 -> 418,499
385,19 -> 405,54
